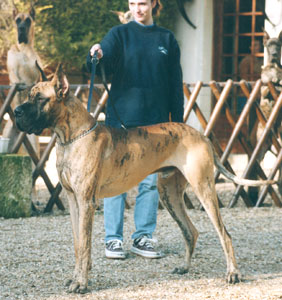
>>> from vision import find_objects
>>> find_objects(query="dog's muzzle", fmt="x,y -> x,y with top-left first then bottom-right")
268,46 -> 281,64
269,55 -> 280,64
18,28 -> 28,44
14,103 -> 48,135
17,21 -> 30,44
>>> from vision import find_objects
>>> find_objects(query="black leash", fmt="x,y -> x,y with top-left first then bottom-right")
87,51 -> 98,112
88,51 -> 127,130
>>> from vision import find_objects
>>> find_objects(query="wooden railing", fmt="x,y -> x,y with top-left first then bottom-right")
1,80 -> 281,212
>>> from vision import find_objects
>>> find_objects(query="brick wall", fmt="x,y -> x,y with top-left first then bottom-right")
0,73 -> 9,85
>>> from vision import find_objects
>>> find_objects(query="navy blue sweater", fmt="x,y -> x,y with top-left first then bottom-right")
87,21 -> 184,128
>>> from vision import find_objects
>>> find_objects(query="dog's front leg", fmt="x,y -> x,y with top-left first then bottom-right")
68,193 -> 95,294
64,190 -> 79,288
66,191 -> 94,271
67,139 -> 106,293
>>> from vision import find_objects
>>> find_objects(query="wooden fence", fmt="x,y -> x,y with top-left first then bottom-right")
0,80 -> 281,212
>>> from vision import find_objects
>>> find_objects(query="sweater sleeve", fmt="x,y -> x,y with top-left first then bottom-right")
86,27 -> 121,76
169,37 -> 184,123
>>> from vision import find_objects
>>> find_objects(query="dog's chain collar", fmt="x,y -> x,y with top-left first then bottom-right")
56,122 -> 98,147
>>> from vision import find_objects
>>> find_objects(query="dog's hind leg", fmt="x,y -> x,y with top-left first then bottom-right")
158,169 -> 199,275
184,157 -> 241,284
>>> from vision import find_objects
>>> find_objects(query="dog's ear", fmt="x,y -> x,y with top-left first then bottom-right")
29,6 -> 36,20
13,8 -> 18,19
12,0 -> 18,18
52,64 -> 69,100
110,10 -> 127,24
263,30 -> 270,46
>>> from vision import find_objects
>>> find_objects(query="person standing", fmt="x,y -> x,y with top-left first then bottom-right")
86,0 -> 184,259
239,39 -> 263,81
237,39 -> 263,113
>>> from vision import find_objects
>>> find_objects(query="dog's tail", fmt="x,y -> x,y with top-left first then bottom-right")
212,147 -> 276,186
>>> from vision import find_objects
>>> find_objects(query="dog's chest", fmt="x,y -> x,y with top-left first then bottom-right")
56,158 -> 72,191
56,149 -> 82,190
18,53 -> 38,74
8,48 -> 39,84
261,65 -> 282,84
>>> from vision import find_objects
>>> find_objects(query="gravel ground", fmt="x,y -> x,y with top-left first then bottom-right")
0,183 -> 282,300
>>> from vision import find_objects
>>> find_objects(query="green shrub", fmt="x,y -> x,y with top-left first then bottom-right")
34,0 -> 179,72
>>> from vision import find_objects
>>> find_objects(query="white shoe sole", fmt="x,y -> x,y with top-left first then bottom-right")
105,249 -> 126,259
130,246 -> 163,259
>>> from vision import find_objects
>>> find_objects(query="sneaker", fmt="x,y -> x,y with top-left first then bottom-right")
131,235 -> 163,259
105,239 -> 126,259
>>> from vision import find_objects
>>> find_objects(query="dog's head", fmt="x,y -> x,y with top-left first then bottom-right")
110,10 -> 134,24
263,30 -> 282,65
14,64 -> 70,135
13,6 -> 35,44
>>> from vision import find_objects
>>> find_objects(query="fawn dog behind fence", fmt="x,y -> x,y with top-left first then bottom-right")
252,30 -> 282,193
3,3 -> 42,155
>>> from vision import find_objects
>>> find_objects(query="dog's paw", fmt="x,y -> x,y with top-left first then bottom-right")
172,267 -> 188,275
65,278 -> 72,287
66,279 -> 89,294
226,271 -> 241,284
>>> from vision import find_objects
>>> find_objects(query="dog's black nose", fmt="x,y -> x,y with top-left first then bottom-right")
14,106 -> 23,117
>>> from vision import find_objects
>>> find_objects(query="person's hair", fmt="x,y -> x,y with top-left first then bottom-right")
152,0 -> 163,16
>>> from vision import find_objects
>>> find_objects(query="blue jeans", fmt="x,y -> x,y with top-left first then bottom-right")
104,173 -> 159,242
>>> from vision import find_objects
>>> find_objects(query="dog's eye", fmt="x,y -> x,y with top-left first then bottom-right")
25,17 -> 31,26
38,97 -> 50,105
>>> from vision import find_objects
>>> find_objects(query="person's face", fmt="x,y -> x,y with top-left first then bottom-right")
253,40 -> 261,53
128,0 -> 156,25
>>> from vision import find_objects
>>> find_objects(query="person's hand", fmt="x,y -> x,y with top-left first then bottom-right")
90,44 -> 103,59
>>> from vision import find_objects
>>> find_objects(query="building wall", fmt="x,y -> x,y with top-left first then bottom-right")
175,0 -> 213,131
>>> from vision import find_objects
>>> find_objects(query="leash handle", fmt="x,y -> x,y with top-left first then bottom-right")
87,51 -> 98,112
91,51 -> 98,64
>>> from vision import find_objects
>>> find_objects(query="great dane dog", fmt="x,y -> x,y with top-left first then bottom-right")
3,3 -> 41,154
260,30 -> 282,129
250,30 -> 282,193
14,66 -> 274,293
